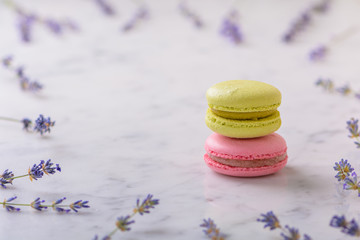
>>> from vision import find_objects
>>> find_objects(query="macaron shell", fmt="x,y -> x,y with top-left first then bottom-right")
204,153 -> 288,177
205,108 -> 281,138
206,80 -> 281,113
205,132 -> 287,160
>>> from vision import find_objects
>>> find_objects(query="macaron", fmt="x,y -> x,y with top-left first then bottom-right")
204,132 -> 287,177
205,80 -> 281,138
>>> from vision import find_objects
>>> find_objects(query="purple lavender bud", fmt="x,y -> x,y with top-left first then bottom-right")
2,56 -> 13,67
45,19 -> 63,34
220,11 -> 243,44
95,0 -> 115,16
309,45 -> 328,61
121,6 -> 149,32
17,14 -> 36,42
178,2 -> 204,28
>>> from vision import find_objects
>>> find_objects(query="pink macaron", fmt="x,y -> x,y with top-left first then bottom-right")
204,133 -> 288,177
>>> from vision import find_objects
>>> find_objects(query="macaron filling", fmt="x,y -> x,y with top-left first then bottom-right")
210,108 -> 277,120
206,152 -> 287,168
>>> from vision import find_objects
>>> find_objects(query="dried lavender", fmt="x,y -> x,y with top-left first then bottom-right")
347,118 -> 360,148
94,0 -> 116,16
1,56 -> 43,92
200,218 -> 226,240
330,215 -> 360,237
178,1 -> 204,28
309,26 -> 358,62
315,78 -> 360,98
0,159 -> 61,189
4,0 -> 78,42
219,10 -> 243,44
1,196 -> 89,213
282,0 -> 331,43
121,6 -> 149,32
258,211 -> 312,240
334,159 -> 360,197
94,194 -> 159,239
0,114 -> 55,135
309,45 -> 328,61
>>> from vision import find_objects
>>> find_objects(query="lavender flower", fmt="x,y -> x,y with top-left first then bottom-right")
336,84 -> 352,95
30,198 -> 47,211
41,159 -> 61,175
34,114 -> 55,135
28,162 -> 44,181
0,169 -> 14,188
121,6 -> 149,32
200,218 -> 226,240
219,10 -> 243,44
309,45 -> 328,61
2,56 -> 12,67
94,0 -> 115,16
1,196 -> 89,213
0,159 -> 60,188
52,197 -> 70,213
116,215 -> 135,232
330,215 -> 360,236
17,13 -> 36,42
282,11 -> 311,43
95,194 -> 159,239
346,118 -> 360,148
343,172 -> 360,193
2,196 -> 20,212
1,55 -> 43,92
178,1 -> 204,28
133,194 -> 159,215
282,0 -> 331,43
21,118 -> 32,130
257,211 -> 281,230
334,159 -> 354,181
5,1 -> 78,42
315,78 -> 334,91
69,200 -> 90,212
258,211 -> 311,240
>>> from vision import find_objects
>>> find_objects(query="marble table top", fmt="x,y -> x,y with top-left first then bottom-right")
1,0 -> 360,239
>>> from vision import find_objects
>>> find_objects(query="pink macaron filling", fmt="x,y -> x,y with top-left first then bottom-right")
206,152 -> 287,168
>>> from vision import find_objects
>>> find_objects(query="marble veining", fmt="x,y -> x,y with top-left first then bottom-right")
1,0 -> 360,239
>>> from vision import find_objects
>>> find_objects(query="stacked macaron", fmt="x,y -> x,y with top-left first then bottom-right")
204,80 -> 288,177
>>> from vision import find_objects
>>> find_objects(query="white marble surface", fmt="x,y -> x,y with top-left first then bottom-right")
1,0 -> 360,239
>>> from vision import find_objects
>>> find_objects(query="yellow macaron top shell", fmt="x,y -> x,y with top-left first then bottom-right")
206,80 -> 281,113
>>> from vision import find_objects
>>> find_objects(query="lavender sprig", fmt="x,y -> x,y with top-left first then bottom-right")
178,1 -> 204,28
309,45 -> 328,61
4,0 -> 78,42
334,159 -> 360,197
200,218 -> 226,240
347,118 -> 360,148
1,196 -> 89,213
0,114 -> 55,135
282,0 -> 331,43
121,6 -> 149,32
94,0 -> 116,16
258,211 -> 312,240
94,194 -> 159,240
330,215 -> 360,237
309,26 -> 359,62
0,159 -> 60,188
219,10 -> 243,44
315,78 -> 360,98
1,56 -> 43,92
334,159 -> 354,181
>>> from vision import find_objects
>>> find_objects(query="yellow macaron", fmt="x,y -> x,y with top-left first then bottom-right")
205,80 -> 282,138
